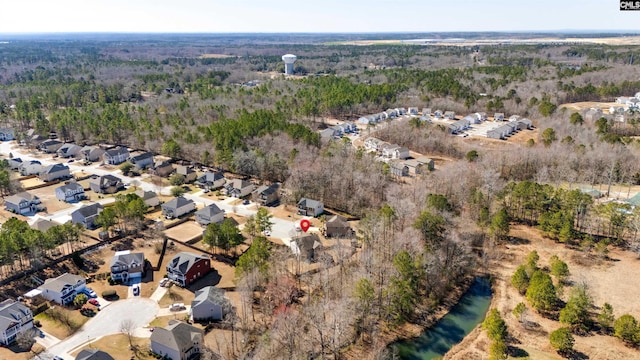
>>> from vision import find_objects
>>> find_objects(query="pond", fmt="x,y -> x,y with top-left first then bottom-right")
392,277 -> 492,360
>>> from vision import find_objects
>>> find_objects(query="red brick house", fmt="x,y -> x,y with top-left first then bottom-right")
165,252 -> 211,287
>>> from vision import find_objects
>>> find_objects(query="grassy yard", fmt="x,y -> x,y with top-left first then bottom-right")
0,343 -> 45,360
35,306 -> 90,339
158,285 -> 195,308
71,334 -> 154,360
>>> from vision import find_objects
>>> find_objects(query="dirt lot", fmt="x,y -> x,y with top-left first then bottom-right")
164,221 -> 204,243
446,224 -> 640,360
28,184 -> 74,214
71,334 -> 154,360
560,101 -> 620,112
0,343 -> 45,360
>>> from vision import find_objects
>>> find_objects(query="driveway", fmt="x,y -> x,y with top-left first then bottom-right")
43,297 -> 159,359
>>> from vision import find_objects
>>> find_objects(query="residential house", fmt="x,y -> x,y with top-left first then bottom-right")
389,160 -> 409,177
79,146 -> 105,163
297,198 -> 324,217
191,286 -> 230,322
70,203 -> 104,229
447,119 -> 471,134
252,183 -> 280,206
407,107 -> 419,115
444,111 -> 456,120
195,204 -> 225,226
323,215 -> 352,238
55,181 -> 86,202
31,218 -> 59,232
494,113 -> 505,121
162,197 -> 196,219
0,300 -> 34,346
75,349 -> 115,360
475,112 -> 488,121
7,158 -> 22,171
195,171 -> 225,191
56,143 -> 82,158
175,165 -> 197,183
392,146 -> 410,159
225,179 -> 254,198
150,160 -> 174,178
610,106 -> 625,115
39,163 -> 71,182
103,146 -> 130,165
357,116 -> 371,125
508,115 -> 521,122
5,192 -> 42,215
616,96 -> 630,104
396,108 -> 407,115
89,174 -> 124,194
166,252 -> 211,287
320,127 -> 340,140
517,118 -> 533,130
487,124 -> 514,139
290,233 -> 322,262
150,320 -> 204,360
37,273 -> 86,305
134,189 -> 160,207
129,152 -> 154,171
416,156 -> 435,171
337,122 -> 356,133
364,137 -> 385,152
381,143 -> 399,158
0,128 -> 14,141
110,251 -> 145,282
19,160 -> 42,176
384,108 -> 398,119
433,110 -> 443,119
38,139 -> 63,153
462,114 -> 479,124
422,108 -> 431,116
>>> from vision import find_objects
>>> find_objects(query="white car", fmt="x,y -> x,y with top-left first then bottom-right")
263,230 -> 271,237
159,278 -> 169,287
170,303 -> 185,311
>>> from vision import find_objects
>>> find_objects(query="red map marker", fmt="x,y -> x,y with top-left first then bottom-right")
300,219 -> 311,233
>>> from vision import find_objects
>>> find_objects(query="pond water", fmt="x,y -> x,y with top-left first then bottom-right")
393,277 -> 492,360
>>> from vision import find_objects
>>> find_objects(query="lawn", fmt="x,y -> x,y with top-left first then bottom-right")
158,285 -> 195,308
0,342 -> 45,360
35,305 -> 90,339
71,334 -> 154,360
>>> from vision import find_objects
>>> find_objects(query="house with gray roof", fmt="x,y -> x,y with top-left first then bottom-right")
291,233 -> 322,261
79,146 -> 105,162
150,320 -> 204,360
323,215 -> 352,238
19,160 -> 42,176
57,143 -> 82,158
389,159 -> 409,177
102,146 -> 129,165
225,179 -> 254,198
7,158 -> 22,171
191,286 -> 231,322
38,273 -> 86,305
494,112 -> 505,121
150,160 -> 174,178
166,252 -> 211,287
31,218 -> 59,232
297,198 -> 324,217
110,251 -> 145,282
0,299 -> 33,345
55,181 -> 86,202
38,139 -> 63,153
162,197 -> 196,219
134,189 -> 160,207
195,204 -> 224,226
252,183 -> 280,206
175,165 -> 197,183
195,171 -> 225,191
5,192 -> 42,215
39,163 -> 71,182
0,128 -> 14,141
89,174 -> 124,194
75,349 -> 115,360
71,203 -> 104,229
129,152 -> 154,171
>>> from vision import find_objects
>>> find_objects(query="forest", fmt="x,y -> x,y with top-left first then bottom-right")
2,33 -> 640,359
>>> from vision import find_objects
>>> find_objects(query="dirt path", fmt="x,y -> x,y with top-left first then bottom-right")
446,225 -> 640,360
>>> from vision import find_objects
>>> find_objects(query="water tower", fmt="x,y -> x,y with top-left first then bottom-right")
282,54 -> 297,75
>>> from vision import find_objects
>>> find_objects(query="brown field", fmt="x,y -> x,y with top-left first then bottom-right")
446,224 -> 640,360
560,101 -> 619,112
71,334 -> 154,360
0,343 -> 45,360
164,221 -> 203,243
336,36 -> 640,47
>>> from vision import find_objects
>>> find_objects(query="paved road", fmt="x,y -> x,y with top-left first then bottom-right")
43,297 -> 159,359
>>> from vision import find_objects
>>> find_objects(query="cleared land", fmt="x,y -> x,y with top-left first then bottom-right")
335,36 -> 640,47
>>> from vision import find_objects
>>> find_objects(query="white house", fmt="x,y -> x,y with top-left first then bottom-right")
364,137 -> 385,152
150,321 -> 203,360
56,143 -> 82,158
162,197 -> 196,219
0,128 -> 15,141
103,146 -> 130,165
494,113 -> 505,121
297,198 -> 324,217
407,107 -> 419,115
38,273 -> 86,305
0,300 -> 33,346
225,179 -> 254,198
444,111 -> 455,120
5,192 -> 42,215
55,182 -> 86,202
195,204 -> 225,226
19,160 -> 42,176
134,189 -> 160,207
433,110 -> 443,119
129,152 -> 154,171
191,286 -> 231,322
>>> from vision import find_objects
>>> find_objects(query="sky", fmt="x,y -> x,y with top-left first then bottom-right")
0,0 -> 638,33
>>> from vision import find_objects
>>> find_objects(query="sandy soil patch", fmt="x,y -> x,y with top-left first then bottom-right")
446,224 -> 640,360
28,184 -> 74,214
0,343 -> 45,360
164,221 -> 204,243
560,101 -> 620,112
71,334 -> 153,360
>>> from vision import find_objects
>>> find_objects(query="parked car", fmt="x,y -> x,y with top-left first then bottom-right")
133,284 -> 140,296
88,299 -> 99,306
82,288 -> 97,298
242,199 -> 250,205
170,303 -> 185,311
159,278 -> 169,287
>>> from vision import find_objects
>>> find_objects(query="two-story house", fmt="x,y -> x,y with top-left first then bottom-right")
79,146 -> 105,163
0,300 -> 34,346
150,160 -> 174,178
150,320 -> 204,360
39,163 -> 71,182
0,128 -> 15,141
19,160 -> 42,176
191,286 -> 231,322
71,203 -> 104,229
194,171 -> 225,191
134,189 -> 160,207
55,182 -> 86,202
252,183 -> 280,206
166,252 -> 211,287
5,192 -> 42,215
161,197 -> 196,219
175,165 -> 197,183
89,175 -> 124,194
38,139 -> 63,153
297,198 -> 324,217
194,204 -> 224,226
75,349 -> 115,360
110,251 -> 145,283
56,143 -> 82,158
129,152 -> 154,171
224,179 -> 254,198
37,273 -> 86,305
102,146 -> 130,165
